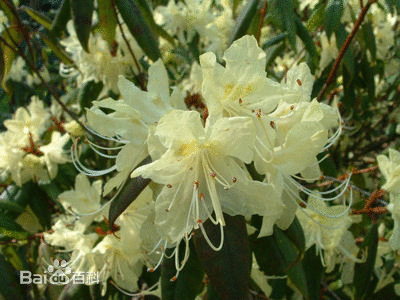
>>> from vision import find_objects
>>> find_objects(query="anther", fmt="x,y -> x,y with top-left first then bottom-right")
197,219 -> 203,224
147,268 -> 155,272
238,98 -> 243,104
209,172 -> 216,178
290,105 -> 295,110
270,121 -> 275,129
232,177 -> 237,183
165,208 -> 170,212
199,193 -> 205,201
194,180 -> 199,188
170,276 -> 177,282
296,79 -> 302,86
167,184 -> 172,188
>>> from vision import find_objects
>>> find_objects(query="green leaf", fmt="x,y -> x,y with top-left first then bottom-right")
161,241 -> 205,300
0,199 -> 24,214
50,0 -> 71,36
0,43 -> 4,84
302,246 -> 324,300
274,228 -> 309,299
23,6 -> 52,30
335,23 -> 355,79
136,0 -> 175,45
194,214 -> 251,300
29,190 -> 52,229
0,215 -> 29,240
354,223 -> 379,299
78,79 -> 104,109
0,254 -> 25,300
361,21 -> 377,62
109,156 -> 152,226
262,32 -> 288,50
40,33 -> 75,65
325,0 -> 343,39
294,16 -> 318,72
228,0 -> 259,46
0,1 -> 18,25
1,26 -> 24,93
279,0 -> 297,51
115,0 -> 161,62
70,0 -> 94,52
360,58 -> 375,107
97,0 -> 118,47
306,3 -> 325,31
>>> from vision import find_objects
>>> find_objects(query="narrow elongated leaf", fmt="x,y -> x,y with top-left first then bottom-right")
78,79 -> 104,109
115,0 -> 161,62
23,6 -> 52,30
136,0 -> 175,45
70,0 -> 94,52
194,214 -> 251,300
1,26 -> 24,92
0,43 -> 4,84
109,156 -> 152,226
306,4 -> 325,31
161,241 -> 205,300
335,23 -> 354,79
0,1 -> 18,24
361,21 -> 377,62
50,0 -> 71,36
0,215 -> 29,240
325,0 -> 343,38
302,246 -> 324,300
274,228 -> 309,299
262,32 -> 288,50
40,33 -> 75,65
354,223 -> 379,299
97,0 -> 118,47
228,0 -> 259,46
295,16 -> 318,72
280,0 -> 297,51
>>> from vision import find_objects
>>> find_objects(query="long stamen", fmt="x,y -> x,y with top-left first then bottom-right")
198,222 -> 224,251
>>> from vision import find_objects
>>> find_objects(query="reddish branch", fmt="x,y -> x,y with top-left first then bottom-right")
317,0 -> 377,102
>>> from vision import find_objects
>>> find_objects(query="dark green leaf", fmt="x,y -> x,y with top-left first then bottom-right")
0,43 -> 4,84
0,1 -> 18,25
354,223 -> 379,299
280,1 -> 297,51
23,6 -> 52,30
385,0 -> 400,13
228,0 -> 259,46
115,0 -> 161,62
194,214 -> 251,300
109,156 -> 152,226
274,228 -> 308,299
262,32 -> 288,50
325,0 -> 343,39
97,0 -> 118,47
70,0 -> 94,52
0,199 -> 24,214
0,215 -> 29,240
136,0 -> 176,45
302,246 -> 324,300
78,80 -> 104,109
335,23 -> 355,79
0,254 -> 25,300
161,241 -> 205,300
361,21 -> 377,62
50,0 -> 71,36
29,189 -> 52,229
295,16 -> 318,72
40,33 -> 75,65
360,58 -> 375,107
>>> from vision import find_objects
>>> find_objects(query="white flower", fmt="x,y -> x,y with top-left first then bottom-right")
83,59 -> 185,194
0,97 -> 68,185
58,173 -> 103,217
131,109 -> 284,246
377,149 -> 400,249
60,20 -> 144,95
